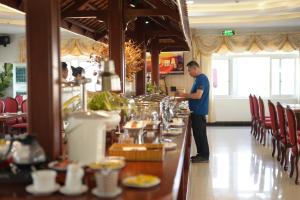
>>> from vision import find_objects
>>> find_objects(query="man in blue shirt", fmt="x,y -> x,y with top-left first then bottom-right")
177,61 -> 210,163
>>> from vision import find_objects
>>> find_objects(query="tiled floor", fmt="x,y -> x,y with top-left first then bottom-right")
188,127 -> 300,200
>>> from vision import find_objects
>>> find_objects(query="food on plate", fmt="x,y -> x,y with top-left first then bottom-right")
88,159 -> 125,170
123,174 -> 160,187
131,121 -> 138,128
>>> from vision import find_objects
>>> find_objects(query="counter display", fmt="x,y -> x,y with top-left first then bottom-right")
0,95 -> 192,200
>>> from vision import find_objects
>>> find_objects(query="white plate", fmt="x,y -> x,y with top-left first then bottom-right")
92,187 -> 122,198
162,129 -> 182,136
169,122 -> 185,127
122,175 -> 161,188
163,142 -> 177,151
59,185 -> 88,196
26,184 -> 60,196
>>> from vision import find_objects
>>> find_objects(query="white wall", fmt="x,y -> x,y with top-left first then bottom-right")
0,34 -> 22,63
214,98 -> 298,122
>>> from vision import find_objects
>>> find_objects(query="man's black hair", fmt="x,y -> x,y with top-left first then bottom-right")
186,61 -> 199,68
71,66 -> 84,77
62,62 -> 67,70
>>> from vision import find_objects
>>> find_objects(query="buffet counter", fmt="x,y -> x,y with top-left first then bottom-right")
0,116 -> 192,200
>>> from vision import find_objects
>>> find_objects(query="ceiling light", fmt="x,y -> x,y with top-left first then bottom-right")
130,3 -> 136,8
145,21 -> 149,24
186,0 -> 194,4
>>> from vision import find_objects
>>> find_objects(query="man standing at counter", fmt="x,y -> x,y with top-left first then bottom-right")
176,61 -> 210,163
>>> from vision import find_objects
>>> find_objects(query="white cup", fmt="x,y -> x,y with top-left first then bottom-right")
31,170 -> 57,191
65,164 -> 84,191
95,170 -> 119,193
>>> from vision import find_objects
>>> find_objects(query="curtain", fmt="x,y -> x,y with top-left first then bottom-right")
192,30 -> 300,123
19,38 -> 108,63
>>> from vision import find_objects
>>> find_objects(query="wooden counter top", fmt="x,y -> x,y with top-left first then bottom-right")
0,117 -> 192,200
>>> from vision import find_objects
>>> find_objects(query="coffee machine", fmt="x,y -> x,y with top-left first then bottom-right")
0,134 -> 46,183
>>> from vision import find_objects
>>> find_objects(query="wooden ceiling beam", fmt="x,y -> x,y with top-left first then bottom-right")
64,18 -> 95,33
94,30 -> 107,41
0,0 -> 20,10
143,0 -> 179,22
62,0 -> 90,15
62,10 -> 107,22
146,30 -> 183,38
61,20 -> 94,38
126,8 -> 179,21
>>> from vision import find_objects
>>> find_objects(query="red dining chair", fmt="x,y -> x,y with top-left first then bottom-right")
286,106 -> 300,184
11,99 -> 28,133
277,102 -> 290,169
253,95 -> 260,139
258,97 -> 272,145
249,94 -> 256,135
15,95 -> 23,109
4,97 -> 18,126
0,99 -> 4,113
4,97 -> 18,113
268,100 -> 281,160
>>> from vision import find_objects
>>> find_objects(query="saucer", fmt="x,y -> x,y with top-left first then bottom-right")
26,184 -> 60,196
59,185 -> 88,196
92,187 -> 122,198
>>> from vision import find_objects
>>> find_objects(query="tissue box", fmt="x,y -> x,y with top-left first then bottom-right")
108,143 -> 164,161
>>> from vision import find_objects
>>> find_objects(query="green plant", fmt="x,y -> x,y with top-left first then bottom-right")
146,82 -> 163,94
0,63 -> 13,97
88,91 -> 128,111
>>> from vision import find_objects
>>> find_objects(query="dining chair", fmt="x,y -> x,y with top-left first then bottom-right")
15,95 -> 23,109
21,99 -> 27,122
268,100 -> 281,160
0,99 -> 4,113
277,102 -> 290,169
4,97 -> 19,126
286,106 -> 300,184
4,97 -> 18,113
11,99 -> 28,133
253,95 -> 260,139
249,94 -> 255,135
258,96 -> 271,145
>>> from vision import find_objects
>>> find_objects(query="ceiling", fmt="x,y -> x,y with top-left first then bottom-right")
0,0 -> 191,51
188,0 -> 300,30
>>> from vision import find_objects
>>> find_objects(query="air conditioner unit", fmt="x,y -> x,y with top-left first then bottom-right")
0,36 -> 10,47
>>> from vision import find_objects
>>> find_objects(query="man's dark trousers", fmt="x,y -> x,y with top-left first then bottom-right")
191,113 -> 209,159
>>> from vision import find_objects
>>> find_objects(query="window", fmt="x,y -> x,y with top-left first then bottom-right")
15,67 -> 27,83
212,52 -> 299,97
232,57 -> 270,97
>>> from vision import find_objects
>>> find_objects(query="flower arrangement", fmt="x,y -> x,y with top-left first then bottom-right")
90,40 -> 144,82
125,40 -> 144,81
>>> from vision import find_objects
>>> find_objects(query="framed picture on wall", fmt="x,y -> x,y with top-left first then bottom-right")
146,51 -> 184,75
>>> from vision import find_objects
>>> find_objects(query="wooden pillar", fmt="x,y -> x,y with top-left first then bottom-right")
151,38 -> 160,85
135,18 -> 146,95
26,0 -> 61,160
108,0 -> 125,93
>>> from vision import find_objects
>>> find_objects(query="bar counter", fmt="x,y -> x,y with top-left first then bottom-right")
0,117 -> 192,200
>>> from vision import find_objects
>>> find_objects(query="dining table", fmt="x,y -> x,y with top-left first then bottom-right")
0,112 -> 27,134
